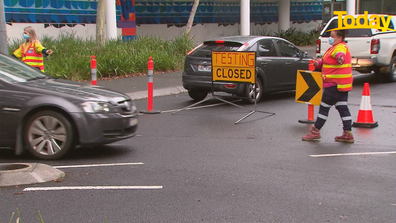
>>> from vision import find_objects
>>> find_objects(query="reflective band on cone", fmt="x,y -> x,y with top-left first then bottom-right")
352,83 -> 378,128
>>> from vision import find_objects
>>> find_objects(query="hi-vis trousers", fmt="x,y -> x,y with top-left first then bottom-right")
314,86 -> 352,131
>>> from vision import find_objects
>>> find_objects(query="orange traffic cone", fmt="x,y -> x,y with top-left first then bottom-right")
352,83 -> 378,128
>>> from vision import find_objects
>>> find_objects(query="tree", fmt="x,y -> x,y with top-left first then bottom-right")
96,0 -> 106,45
185,0 -> 199,36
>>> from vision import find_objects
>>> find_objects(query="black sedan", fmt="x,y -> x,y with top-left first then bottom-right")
182,35 -> 313,103
0,53 -> 138,160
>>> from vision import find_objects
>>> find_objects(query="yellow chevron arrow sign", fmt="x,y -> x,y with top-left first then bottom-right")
295,70 -> 323,106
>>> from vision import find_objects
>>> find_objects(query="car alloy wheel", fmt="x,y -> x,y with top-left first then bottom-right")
243,78 -> 262,104
24,110 -> 75,160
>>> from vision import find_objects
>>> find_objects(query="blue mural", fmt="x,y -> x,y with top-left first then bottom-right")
3,0 -> 322,26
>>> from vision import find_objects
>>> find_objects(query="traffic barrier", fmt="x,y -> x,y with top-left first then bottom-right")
298,59 -> 316,124
352,83 -> 378,128
91,55 -> 97,85
140,57 -> 161,114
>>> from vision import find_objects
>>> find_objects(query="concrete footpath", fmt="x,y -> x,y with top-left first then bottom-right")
96,70 -> 187,100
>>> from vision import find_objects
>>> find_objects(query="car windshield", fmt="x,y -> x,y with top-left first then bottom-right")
0,54 -> 50,83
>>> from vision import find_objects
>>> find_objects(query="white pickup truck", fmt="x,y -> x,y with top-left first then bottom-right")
316,14 -> 396,82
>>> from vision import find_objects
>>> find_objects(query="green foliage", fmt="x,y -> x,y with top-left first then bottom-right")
7,28 -> 319,81
254,27 -> 321,46
8,33 -> 194,81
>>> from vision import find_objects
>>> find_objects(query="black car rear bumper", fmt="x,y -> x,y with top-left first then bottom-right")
182,72 -> 246,95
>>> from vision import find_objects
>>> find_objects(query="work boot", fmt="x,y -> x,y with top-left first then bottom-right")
302,125 -> 321,141
335,130 -> 354,143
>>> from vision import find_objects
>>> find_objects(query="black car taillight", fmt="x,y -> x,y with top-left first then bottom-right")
371,39 -> 380,54
316,39 -> 321,54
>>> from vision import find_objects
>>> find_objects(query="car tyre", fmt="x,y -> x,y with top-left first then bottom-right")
24,110 -> 76,160
188,89 -> 208,101
384,56 -> 396,82
243,78 -> 263,104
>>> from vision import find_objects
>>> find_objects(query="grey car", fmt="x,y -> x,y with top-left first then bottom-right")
0,53 -> 138,160
182,35 -> 313,103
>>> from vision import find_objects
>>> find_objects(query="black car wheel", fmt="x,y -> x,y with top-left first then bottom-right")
188,89 -> 208,101
385,56 -> 396,82
24,110 -> 75,160
243,78 -> 263,104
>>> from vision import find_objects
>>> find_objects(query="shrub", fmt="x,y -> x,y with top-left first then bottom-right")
8,33 -> 194,81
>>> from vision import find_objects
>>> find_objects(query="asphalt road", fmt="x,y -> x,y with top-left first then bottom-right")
1,74 -> 395,222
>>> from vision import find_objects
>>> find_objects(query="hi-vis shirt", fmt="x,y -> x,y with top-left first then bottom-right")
13,42 -> 46,72
321,42 -> 353,91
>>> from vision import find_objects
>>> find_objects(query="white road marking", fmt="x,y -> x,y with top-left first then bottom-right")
53,162 -> 144,169
23,186 -> 163,191
310,151 -> 396,158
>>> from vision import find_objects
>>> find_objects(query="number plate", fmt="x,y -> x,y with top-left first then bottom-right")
198,65 -> 212,72
128,118 -> 138,127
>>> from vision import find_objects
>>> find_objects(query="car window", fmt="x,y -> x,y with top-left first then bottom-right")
275,40 -> 300,57
258,39 -> 277,57
0,54 -> 47,83
246,42 -> 257,52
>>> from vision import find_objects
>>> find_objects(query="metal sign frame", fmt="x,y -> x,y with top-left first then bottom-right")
173,51 -> 275,124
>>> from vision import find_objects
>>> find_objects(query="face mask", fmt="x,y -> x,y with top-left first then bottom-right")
23,34 -> 29,40
328,37 -> 335,45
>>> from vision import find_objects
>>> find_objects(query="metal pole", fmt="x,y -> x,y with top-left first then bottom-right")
240,0 -> 250,35
106,0 -> 117,40
0,0 -> 9,55
346,0 -> 356,15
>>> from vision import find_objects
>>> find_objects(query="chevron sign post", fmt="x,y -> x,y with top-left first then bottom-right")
296,70 -> 323,123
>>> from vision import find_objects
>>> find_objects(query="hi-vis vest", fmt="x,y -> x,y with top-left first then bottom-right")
321,42 -> 353,91
21,43 -> 44,72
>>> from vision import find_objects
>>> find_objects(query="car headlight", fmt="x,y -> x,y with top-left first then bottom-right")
81,101 -> 111,113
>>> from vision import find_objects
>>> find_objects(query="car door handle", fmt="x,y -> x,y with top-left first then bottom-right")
261,62 -> 268,66
285,62 -> 292,66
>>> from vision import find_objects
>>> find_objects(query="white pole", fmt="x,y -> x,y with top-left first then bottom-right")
106,0 -> 117,40
346,0 -> 356,15
0,0 -> 9,54
240,0 -> 250,36
278,0 -> 290,32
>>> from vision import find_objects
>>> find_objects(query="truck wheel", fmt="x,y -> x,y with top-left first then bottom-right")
385,56 -> 396,82
188,89 -> 208,101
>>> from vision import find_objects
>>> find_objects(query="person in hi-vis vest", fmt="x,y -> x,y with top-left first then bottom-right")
13,26 -> 53,72
302,29 -> 354,143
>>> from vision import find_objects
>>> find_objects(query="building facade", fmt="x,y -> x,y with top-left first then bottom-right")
3,0 -> 395,44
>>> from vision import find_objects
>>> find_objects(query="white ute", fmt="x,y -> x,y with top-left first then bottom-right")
316,14 -> 396,82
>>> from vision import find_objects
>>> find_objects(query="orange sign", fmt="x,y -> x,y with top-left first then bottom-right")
212,51 -> 256,84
